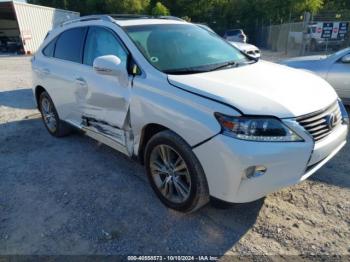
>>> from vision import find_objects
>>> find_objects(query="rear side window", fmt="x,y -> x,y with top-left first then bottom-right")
227,30 -> 241,36
42,39 -> 55,57
54,27 -> 87,63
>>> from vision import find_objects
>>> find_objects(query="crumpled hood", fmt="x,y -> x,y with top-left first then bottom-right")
168,61 -> 338,118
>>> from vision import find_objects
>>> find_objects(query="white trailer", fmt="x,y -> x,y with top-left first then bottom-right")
0,1 -> 79,54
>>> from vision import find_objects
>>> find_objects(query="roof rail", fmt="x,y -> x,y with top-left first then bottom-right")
61,15 -> 114,27
109,14 -> 152,20
110,14 -> 185,21
60,14 -> 186,27
157,16 -> 185,21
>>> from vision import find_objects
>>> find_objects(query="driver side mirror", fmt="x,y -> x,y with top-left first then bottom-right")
341,54 -> 350,63
93,55 -> 127,77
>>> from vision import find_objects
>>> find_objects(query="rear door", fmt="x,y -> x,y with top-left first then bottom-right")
40,27 -> 88,124
77,26 -> 131,142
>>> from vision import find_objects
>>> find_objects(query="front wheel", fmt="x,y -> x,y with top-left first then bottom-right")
144,130 -> 210,213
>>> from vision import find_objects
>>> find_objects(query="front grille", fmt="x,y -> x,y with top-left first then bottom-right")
296,101 -> 342,142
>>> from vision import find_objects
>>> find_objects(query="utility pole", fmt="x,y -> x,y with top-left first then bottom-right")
301,12 -> 311,56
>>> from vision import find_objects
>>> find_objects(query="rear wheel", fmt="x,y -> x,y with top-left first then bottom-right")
39,91 -> 71,137
144,130 -> 210,213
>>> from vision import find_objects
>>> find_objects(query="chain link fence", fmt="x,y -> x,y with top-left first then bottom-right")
257,11 -> 350,57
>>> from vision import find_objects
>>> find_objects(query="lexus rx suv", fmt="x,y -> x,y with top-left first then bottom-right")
31,15 -> 348,213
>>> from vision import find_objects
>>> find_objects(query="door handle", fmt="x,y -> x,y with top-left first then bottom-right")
75,77 -> 87,87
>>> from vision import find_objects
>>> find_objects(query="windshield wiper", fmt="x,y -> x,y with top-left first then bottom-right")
209,61 -> 238,72
164,61 -> 239,75
164,68 -> 208,75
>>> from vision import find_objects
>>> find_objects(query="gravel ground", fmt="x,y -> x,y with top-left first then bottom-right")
0,55 -> 349,258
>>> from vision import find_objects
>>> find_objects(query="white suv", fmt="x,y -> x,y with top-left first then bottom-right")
31,15 -> 348,213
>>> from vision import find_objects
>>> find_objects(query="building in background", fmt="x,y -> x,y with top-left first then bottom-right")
0,1 -> 79,54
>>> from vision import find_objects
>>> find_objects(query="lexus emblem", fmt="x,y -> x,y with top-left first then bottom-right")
325,114 -> 337,130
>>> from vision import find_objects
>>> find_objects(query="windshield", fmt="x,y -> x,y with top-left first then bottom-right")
124,24 -> 250,74
328,47 -> 350,58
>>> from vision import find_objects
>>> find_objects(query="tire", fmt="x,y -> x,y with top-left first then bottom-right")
144,130 -> 210,213
39,91 -> 71,137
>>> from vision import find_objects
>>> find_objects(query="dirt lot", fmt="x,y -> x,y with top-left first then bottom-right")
0,55 -> 349,257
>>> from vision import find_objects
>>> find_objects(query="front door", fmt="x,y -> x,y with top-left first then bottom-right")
77,26 -> 131,143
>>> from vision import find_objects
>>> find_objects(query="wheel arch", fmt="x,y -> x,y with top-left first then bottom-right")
137,123 -> 169,164
34,85 -> 47,109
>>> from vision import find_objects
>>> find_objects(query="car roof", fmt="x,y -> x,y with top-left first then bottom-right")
61,14 -> 188,27
58,15 -> 190,32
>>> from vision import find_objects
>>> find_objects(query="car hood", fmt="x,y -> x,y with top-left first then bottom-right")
168,61 -> 338,118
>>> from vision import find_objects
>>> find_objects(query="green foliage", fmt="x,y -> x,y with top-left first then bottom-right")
27,0 -> 348,38
151,2 -> 170,16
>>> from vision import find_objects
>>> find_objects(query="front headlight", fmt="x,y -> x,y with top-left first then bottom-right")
215,113 -> 304,142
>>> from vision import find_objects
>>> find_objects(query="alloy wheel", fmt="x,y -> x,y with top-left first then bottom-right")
41,97 -> 57,133
149,144 -> 192,204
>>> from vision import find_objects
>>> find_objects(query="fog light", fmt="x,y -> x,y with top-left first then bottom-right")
244,166 -> 267,179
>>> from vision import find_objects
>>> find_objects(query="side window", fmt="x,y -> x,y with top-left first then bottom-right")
43,39 -> 56,57
54,27 -> 87,63
83,27 -> 128,67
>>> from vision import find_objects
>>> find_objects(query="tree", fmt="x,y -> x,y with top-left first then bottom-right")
151,2 -> 170,16
28,0 -> 151,14
27,0 -> 344,40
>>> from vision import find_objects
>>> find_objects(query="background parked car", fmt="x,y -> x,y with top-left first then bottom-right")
0,36 -> 10,52
306,23 -> 346,51
223,29 -> 247,43
196,24 -> 259,58
281,48 -> 350,104
0,36 -> 23,54
344,31 -> 350,48
229,41 -> 261,59
288,22 -> 348,52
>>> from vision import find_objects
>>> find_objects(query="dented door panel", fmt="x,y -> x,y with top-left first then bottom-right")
76,66 -> 132,129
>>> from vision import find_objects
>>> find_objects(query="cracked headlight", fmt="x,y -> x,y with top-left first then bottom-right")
215,113 -> 303,142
